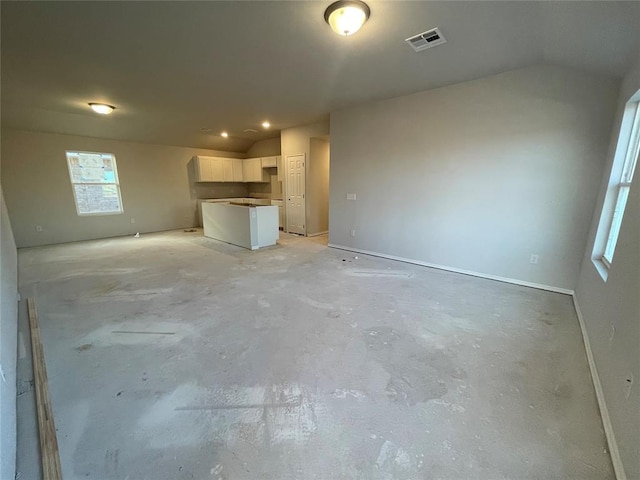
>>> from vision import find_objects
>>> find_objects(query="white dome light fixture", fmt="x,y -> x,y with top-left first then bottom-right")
324,0 -> 370,36
88,103 -> 115,115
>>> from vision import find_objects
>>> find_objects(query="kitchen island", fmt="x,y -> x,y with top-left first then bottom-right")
202,201 -> 279,250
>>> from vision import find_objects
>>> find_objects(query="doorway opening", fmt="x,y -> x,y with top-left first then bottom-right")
283,137 -> 330,241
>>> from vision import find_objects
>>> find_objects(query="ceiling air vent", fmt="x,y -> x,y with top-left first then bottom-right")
405,27 -> 446,52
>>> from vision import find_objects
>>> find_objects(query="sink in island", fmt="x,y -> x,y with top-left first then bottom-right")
201,201 -> 279,250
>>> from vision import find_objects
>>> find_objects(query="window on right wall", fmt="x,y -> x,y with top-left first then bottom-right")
593,91 -> 640,280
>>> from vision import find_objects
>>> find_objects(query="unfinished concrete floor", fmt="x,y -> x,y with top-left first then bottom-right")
16,229 -> 612,479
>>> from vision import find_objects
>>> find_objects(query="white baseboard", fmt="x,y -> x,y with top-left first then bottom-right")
307,231 -> 329,237
328,243 -> 574,295
573,297 -> 626,480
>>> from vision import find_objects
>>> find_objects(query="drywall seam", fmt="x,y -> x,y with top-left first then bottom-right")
328,243 -> 574,295
307,231 -> 328,237
572,296 -> 626,480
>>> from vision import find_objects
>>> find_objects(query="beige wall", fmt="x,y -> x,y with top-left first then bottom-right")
0,186 -> 18,480
329,64 -> 619,291
194,182 -> 249,201
247,174 -> 282,200
1,129 -> 244,247
247,137 -> 282,200
575,60 -> 640,479
281,121 -> 330,235
281,121 -> 329,160
308,138 -> 330,235
245,137 -> 280,158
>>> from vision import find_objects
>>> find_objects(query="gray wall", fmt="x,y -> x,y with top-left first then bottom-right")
308,138 -> 330,235
574,61 -> 640,480
0,186 -> 18,480
1,129 -> 244,247
329,65 -> 619,291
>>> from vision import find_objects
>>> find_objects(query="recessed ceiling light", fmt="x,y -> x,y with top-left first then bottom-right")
324,0 -> 370,36
88,103 -> 115,115
221,132 -> 229,138
262,121 -> 270,129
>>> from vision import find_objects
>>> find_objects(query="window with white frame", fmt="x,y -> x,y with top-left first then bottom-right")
593,94 -> 639,275
66,151 -> 124,215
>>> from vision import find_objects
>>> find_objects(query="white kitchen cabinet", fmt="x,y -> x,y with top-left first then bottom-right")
194,156 -> 245,182
203,202 -> 278,250
194,156 -> 213,181
195,155 -> 270,183
194,156 -> 223,182
261,156 -> 277,168
243,158 -> 269,183
223,158 -> 245,182
232,159 -> 244,181
199,197 -> 274,226
276,156 -> 283,181
222,159 -> 234,182
211,158 -> 224,180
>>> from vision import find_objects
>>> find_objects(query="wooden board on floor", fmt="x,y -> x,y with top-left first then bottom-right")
27,298 -> 63,480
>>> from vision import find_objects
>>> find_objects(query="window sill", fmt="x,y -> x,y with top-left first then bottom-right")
592,257 -> 610,282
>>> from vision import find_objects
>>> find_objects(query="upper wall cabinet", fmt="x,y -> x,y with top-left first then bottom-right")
232,159 -> 244,182
211,157 -> 224,180
262,156 -> 283,182
194,156 -> 215,182
222,158 -> 233,182
194,156 -> 245,182
243,158 -> 269,183
221,158 -> 244,182
261,156 -> 278,168
194,156 -> 270,183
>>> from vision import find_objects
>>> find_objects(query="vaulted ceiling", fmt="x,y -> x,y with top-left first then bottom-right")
2,1 -> 639,153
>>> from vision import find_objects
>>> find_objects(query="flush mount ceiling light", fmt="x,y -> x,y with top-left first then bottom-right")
88,103 -> 115,115
220,131 -> 229,138
262,121 -> 270,129
324,0 -> 370,36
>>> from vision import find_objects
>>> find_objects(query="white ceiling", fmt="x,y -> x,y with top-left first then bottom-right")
2,1 -> 639,153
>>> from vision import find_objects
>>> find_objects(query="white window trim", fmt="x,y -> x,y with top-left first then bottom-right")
592,93 -> 640,281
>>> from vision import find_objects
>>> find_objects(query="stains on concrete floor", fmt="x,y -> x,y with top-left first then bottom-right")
16,229 -> 613,479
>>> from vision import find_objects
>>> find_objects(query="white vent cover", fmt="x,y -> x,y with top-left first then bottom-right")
405,27 -> 446,52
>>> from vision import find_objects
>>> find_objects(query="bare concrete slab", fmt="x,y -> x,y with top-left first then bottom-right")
16,229 -> 613,479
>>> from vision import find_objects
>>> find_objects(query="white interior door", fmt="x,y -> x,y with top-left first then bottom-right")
285,154 -> 305,235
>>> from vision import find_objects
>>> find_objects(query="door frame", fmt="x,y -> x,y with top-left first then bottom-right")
284,153 -> 306,235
